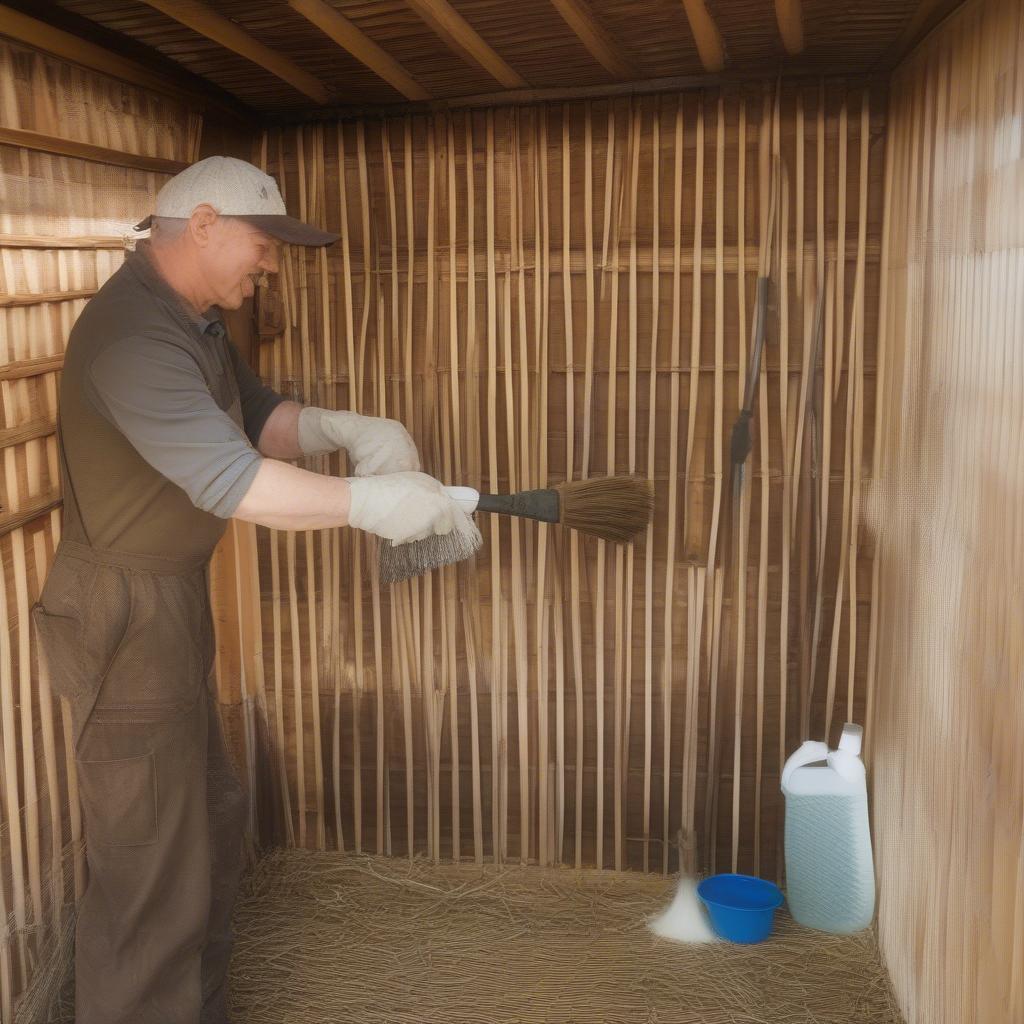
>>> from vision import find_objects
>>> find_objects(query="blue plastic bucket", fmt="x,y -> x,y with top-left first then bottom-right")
697,874 -> 784,943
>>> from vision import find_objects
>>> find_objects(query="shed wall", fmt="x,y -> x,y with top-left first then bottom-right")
0,31 -> 892,1024
0,36 -> 202,1019
871,1 -> 1024,1022
241,82 -> 885,876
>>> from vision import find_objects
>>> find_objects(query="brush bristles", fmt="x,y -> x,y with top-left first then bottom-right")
554,476 -> 655,543
378,513 -> 483,585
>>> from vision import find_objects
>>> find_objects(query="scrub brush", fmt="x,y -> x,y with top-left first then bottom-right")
379,475 -> 655,585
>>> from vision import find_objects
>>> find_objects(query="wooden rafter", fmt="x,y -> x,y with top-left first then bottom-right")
287,0 -> 430,101
135,0 -> 331,105
0,3 -> 246,118
882,0 -> 966,66
680,0 -> 725,72
774,0 -> 804,55
548,0 -> 635,79
404,0 -> 527,89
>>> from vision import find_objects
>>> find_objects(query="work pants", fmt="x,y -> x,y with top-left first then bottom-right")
35,548 -> 246,1024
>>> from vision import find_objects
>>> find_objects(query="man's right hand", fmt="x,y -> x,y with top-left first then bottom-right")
345,472 -> 459,544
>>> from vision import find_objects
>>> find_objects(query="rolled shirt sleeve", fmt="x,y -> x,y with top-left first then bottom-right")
88,337 -> 263,518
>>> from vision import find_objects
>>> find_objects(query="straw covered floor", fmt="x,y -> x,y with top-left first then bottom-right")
225,850 -> 903,1023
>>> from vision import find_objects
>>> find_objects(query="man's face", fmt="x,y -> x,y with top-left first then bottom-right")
199,217 -> 280,310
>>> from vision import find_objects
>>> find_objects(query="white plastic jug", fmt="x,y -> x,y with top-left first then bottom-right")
781,723 -> 875,934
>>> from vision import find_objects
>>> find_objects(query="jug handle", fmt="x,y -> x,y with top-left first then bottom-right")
781,740 -> 830,791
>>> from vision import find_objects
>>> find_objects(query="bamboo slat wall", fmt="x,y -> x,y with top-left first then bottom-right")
0,38 -> 201,1021
243,80 -> 886,877
871,1 -> 1024,1022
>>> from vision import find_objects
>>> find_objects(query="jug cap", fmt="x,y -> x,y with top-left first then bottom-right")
838,723 -> 863,756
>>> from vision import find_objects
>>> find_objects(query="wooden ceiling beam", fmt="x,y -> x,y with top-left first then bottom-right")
548,0 -> 635,79
287,0 -> 430,101
136,0 -> 331,105
774,0 -> 804,55
882,0 -> 966,67
404,0 -> 527,89
680,0 -> 725,73
0,3 -> 251,119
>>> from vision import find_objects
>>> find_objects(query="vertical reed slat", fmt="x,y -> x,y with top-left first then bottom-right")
618,102 -> 641,872
641,99 -> 659,874
337,123 -> 363,854
845,93 -> 870,726
484,109 -> 506,864
462,112 -> 485,865
676,93 -> 702,874
569,100 -> 592,869
729,94 -> 750,874
703,94 -> 727,871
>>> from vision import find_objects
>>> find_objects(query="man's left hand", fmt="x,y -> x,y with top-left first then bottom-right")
297,407 -> 421,475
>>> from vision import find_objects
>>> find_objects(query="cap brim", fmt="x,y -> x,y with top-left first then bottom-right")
132,213 -> 339,247
240,215 -> 339,247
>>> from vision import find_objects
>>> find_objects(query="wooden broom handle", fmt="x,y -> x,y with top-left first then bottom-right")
470,488 -> 561,525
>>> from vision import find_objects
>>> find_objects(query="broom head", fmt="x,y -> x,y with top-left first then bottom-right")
554,476 -> 655,543
378,510 -> 482,585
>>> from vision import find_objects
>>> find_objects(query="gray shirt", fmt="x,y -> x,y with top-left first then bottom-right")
82,245 -> 283,519
56,241 -> 285,562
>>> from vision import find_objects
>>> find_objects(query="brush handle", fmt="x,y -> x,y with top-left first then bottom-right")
475,488 -> 561,524
444,486 -> 560,525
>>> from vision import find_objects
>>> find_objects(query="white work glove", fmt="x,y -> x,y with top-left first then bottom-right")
298,407 -> 420,476
346,472 -> 459,544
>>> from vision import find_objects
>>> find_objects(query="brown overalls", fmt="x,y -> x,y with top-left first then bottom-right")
33,248 -> 255,1024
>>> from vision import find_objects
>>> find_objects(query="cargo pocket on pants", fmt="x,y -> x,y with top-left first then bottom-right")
77,752 -> 158,847
32,602 -> 87,699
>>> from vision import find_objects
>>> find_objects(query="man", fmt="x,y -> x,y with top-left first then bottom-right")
32,156 -> 460,1024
